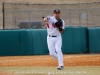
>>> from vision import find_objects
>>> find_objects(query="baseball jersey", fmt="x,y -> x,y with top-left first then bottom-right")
46,16 -> 65,36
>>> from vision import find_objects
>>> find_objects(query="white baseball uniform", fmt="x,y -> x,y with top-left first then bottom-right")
46,16 -> 65,67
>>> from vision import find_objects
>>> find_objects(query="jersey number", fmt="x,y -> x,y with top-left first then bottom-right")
46,23 -> 56,28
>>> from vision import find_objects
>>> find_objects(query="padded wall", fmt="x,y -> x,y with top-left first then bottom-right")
72,27 -> 81,53
80,27 -> 86,53
32,29 -> 48,55
19,29 -> 33,55
88,28 -> 100,52
62,27 -> 86,54
0,30 -> 6,56
39,29 -> 49,54
5,30 -> 20,55
0,27 -> 87,56
62,27 -> 73,53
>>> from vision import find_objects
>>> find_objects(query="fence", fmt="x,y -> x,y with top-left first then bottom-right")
2,2 -> 100,29
0,10 -> 2,29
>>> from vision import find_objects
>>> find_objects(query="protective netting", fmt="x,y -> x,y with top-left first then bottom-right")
3,2 -> 100,29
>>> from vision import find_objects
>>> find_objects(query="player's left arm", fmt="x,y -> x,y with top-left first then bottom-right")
60,20 -> 65,34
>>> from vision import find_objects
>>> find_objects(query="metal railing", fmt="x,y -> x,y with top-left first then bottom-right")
0,10 -> 3,29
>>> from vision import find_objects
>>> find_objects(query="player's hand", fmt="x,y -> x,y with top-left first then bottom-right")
42,17 -> 48,22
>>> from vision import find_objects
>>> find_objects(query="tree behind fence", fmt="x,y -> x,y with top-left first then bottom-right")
3,2 -> 100,29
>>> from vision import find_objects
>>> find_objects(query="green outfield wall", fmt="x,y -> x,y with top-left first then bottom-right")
0,30 -> 6,56
88,28 -> 100,53
62,27 -> 86,53
1,26 -> 99,56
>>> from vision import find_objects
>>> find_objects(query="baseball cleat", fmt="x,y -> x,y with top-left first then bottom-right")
57,66 -> 64,70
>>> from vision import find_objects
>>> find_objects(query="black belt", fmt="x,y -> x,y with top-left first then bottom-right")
49,35 -> 57,37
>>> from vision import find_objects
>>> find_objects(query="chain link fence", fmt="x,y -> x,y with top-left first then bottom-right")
3,2 -> 100,29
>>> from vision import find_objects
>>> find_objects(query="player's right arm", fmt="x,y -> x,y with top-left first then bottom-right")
42,16 -> 52,28
43,17 -> 48,22
42,16 -> 52,23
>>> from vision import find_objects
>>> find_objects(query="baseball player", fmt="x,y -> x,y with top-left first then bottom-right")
43,9 -> 65,70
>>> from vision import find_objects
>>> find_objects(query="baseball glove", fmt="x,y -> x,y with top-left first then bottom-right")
55,18 -> 63,31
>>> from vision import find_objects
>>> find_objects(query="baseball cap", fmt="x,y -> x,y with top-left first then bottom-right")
54,9 -> 61,13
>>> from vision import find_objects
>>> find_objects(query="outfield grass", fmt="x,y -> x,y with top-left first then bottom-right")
0,66 -> 100,75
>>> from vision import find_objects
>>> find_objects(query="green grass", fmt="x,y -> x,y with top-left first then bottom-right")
0,66 -> 100,75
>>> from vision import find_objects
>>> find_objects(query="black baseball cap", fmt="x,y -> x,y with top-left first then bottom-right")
54,9 -> 61,13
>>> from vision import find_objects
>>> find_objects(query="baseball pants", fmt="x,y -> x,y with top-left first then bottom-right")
47,35 -> 64,66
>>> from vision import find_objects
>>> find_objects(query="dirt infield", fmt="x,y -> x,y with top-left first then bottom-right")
0,54 -> 100,67
0,54 -> 100,75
